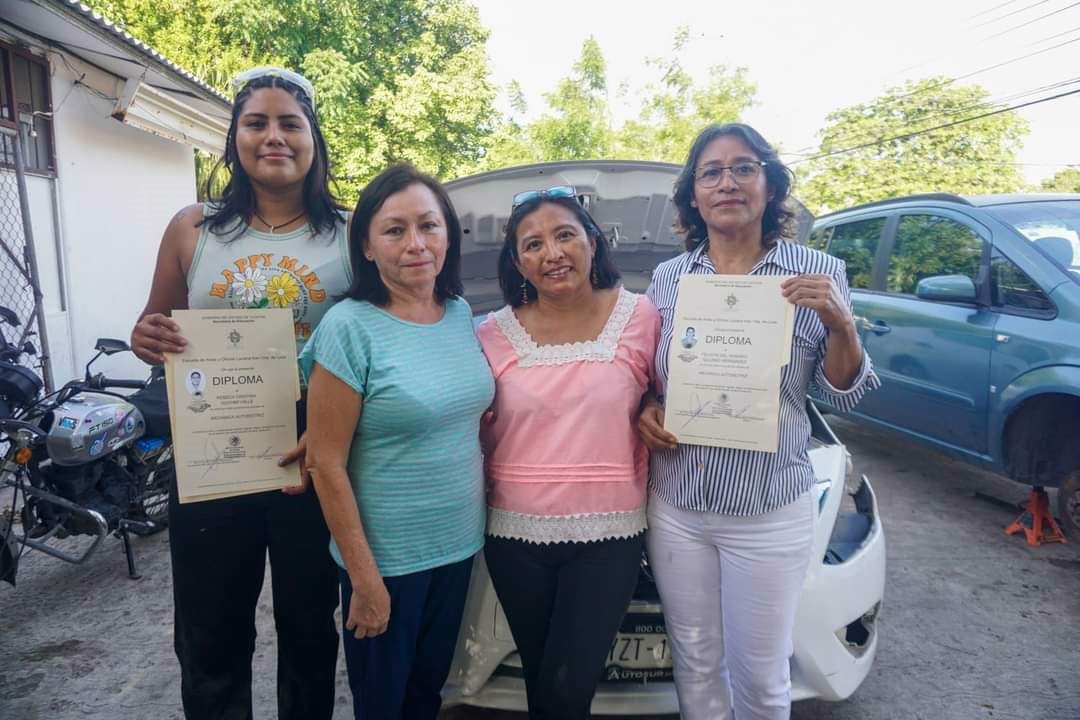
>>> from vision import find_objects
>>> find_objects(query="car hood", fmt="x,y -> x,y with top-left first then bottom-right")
446,161 -> 687,314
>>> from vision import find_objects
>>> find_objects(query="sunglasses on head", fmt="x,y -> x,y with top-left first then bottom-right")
511,185 -> 578,209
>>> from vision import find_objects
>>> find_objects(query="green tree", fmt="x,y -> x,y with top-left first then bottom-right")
88,0 -> 278,88
480,36 -> 614,167
86,0 -> 497,198
799,78 -> 1030,214
528,36 -> 612,160
1040,167 -> 1080,193
479,81 -> 542,169
613,27 -> 756,163
479,31 -> 756,170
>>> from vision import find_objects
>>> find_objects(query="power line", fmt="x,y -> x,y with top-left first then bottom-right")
892,15 -> 1079,78
870,31 -> 1080,113
987,74 -> 1080,104
790,85 -> 1080,165
966,0 -> 1024,22
808,27 -> 1080,148
971,0 -> 1053,29
984,0 -> 1080,39
786,73 -> 1080,158
785,25 -> 1080,157
1033,22 -> 1080,41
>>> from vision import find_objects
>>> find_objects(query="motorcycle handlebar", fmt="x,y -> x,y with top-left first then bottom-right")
72,374 -> 146,392
97,378 -> 146,390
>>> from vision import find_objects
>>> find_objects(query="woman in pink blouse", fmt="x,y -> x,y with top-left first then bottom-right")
475,186 -> 660,719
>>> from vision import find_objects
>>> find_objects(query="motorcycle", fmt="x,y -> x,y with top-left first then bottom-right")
0,305 -> 173,584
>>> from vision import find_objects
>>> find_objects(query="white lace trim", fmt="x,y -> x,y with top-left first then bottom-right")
487,507 -> 647,544
493,288 -> 637,367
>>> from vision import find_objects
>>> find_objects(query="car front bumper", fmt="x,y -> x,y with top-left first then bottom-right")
444,455 -> 885,715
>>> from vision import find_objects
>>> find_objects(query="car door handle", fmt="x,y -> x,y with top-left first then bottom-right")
861,319 -> 891,335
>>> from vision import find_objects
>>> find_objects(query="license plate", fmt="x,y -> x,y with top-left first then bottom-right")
603,613 -> 673,682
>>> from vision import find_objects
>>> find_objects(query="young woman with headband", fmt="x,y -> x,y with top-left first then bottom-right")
131,66 -> 349,720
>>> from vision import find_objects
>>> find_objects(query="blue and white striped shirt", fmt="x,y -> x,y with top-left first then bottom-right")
647,240 -> 880,515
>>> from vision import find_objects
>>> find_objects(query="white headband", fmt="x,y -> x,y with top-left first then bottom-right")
230,66 -> 315,106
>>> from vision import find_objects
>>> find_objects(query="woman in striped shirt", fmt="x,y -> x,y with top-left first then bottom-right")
638,123 -> 880,720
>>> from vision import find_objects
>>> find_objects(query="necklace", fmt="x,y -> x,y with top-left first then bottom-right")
253,209 -> 305,234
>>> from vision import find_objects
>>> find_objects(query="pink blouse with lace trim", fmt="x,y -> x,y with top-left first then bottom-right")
476,288 -> 660,544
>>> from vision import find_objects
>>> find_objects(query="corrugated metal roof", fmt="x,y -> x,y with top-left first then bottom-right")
51,0 -> 231,107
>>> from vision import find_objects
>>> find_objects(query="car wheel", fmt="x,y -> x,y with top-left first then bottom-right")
1058,471 -> 1080,541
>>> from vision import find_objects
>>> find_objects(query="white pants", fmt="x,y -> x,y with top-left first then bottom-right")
646,491 -> 815,720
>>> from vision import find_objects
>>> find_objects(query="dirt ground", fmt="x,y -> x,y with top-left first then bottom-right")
2,417 -> 1079,720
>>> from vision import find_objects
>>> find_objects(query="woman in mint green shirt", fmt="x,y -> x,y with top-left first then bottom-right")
300,163 -> 493,720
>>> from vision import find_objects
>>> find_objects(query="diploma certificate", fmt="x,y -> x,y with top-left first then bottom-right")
663,275 -> 794,453
165,309 -> 301,503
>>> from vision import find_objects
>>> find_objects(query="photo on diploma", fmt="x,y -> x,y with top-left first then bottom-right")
680,326 -> 698,349
185,368 -> 210,413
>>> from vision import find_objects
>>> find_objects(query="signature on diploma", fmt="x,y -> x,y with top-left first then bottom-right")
200,439 -> 225,480
199,441 -> 277,481
679,392 -> 758,430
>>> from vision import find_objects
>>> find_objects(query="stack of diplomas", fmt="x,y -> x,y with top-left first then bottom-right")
164,309 -> 302,503
663,275 -> 795,453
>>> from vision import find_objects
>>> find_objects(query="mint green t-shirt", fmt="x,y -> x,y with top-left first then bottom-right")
299,296 -> 493,577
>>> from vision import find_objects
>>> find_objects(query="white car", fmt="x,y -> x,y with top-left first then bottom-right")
443,162 -> 887,714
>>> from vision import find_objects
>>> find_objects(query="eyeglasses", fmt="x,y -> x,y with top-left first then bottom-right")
693,161 -> 767,188
511,185 -> 577,209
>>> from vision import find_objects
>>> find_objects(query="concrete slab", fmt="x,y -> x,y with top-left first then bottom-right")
1,418 -> 1078,719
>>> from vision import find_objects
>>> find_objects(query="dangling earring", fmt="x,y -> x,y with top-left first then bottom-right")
591,257 -> 599,286
520,279 -> 530,304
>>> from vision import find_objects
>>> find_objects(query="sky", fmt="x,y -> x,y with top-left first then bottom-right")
471,0 -> 1080,184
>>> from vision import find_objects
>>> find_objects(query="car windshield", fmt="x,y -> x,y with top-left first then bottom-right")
985,200 -> 1080,284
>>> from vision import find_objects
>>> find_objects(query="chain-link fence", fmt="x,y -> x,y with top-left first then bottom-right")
0,125 -> 51,392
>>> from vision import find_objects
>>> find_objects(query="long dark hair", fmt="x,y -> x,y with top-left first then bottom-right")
498,196 -> 621,307
201,73 -> 343,239
342,163 -> 464,306
673,123 -> 797,250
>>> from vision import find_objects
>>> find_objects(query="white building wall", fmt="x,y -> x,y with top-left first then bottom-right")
45,54 -> 197,384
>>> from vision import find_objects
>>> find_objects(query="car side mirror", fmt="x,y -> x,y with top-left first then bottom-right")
94,338 -> 131,355
915,274 -> 977,304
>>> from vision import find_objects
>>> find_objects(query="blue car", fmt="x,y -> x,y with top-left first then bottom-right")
810,192 -> 1080,538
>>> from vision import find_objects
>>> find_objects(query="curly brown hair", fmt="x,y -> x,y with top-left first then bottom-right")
673,123 -> 797,251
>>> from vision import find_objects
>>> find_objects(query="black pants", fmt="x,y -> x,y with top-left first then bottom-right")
168,401 -> 339,720
339,557 -> 474,719
484,533 -> 644,720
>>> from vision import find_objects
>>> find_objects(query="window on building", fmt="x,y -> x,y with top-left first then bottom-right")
825,217 -> 886,289
0,44 -> 55,174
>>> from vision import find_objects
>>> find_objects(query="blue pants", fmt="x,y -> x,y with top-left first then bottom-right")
339,556 -> 474,720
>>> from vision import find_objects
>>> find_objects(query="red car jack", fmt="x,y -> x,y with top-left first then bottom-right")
1005,487 -> 1067,546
